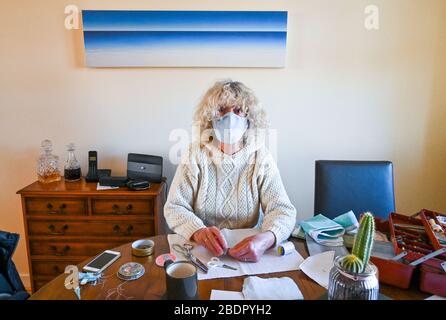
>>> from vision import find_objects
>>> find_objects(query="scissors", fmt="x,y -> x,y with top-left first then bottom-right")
172,243 -> 209,273
207,257 -> 237,271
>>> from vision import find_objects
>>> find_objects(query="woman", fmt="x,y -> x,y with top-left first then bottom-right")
164,80 -> 296,262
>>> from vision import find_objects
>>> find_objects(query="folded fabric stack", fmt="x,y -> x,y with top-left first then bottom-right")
299,215 -> 345,246
333,210 -> 359,234
294,211 -> 359,247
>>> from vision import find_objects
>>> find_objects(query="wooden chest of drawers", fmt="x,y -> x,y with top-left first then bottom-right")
17,178 -> 166,292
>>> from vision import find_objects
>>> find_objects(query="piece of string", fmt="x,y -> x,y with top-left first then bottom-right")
97,273 -> 112,290
79,272 -> 135,300
104,280 -> 135,300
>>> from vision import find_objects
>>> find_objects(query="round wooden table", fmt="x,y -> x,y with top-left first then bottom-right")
29,235 -> 429,300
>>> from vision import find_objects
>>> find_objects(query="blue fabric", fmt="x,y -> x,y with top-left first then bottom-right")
314,161 -> 395,220
299,214 -> 344,240
333,210 -> 359,233
0,291 -> 30,300
0,230 -> 29,300
0,274 -> 12,294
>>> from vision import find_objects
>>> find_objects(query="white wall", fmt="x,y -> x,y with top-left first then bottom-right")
1,0 -> 445,284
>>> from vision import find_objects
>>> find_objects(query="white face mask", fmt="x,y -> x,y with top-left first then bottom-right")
212,112 -> 249,144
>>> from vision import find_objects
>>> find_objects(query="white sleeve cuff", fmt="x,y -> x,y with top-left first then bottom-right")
175,219 -> 206,241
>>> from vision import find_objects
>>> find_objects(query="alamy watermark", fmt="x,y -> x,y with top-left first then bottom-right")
168,126 -> 279,166
64,265 -> 79,290
61,4 -> 380,168
64,4 -> 381,31
65,5 -> 80,30
365,5 -> 380,30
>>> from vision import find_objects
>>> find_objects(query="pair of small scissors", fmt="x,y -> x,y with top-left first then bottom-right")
207,257 -> 237,270
172,243 -> 209,273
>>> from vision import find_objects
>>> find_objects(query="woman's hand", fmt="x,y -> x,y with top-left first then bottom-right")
228,231 -> 276,262
192,226 -> 228,256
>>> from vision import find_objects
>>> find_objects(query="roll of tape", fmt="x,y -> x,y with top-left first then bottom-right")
132,239 -> 155,257
278,241 -> 295,256
155,253 -> 176,267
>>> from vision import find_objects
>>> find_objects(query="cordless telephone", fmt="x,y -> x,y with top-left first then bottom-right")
85,151 -> 99,182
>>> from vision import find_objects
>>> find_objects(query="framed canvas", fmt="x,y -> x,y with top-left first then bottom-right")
82,10 -> 288,68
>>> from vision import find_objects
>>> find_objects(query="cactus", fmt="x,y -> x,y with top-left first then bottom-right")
352,212 -> 375,269
339,254 -> 364,274
339,212 -> 375,273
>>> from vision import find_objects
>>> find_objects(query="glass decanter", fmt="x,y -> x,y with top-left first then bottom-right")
64,143 -> 81,182
37,139 -> 61,183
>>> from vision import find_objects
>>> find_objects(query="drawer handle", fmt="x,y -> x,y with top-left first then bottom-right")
113,224 -> 134,236
59,203 -> 67,214
111,203 -> 133,215
46,203 -> 67,215
112,204 -> 124,215
48,224 -> 68,235
53,265 -> 61,273
50,245 -> 70,256
46,203 -> 58,214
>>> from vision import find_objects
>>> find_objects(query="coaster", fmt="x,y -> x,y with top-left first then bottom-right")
117,262 -> 145,281
155,253 -> 176,267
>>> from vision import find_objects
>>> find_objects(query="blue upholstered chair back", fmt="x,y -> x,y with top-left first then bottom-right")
314,160 -> 395,220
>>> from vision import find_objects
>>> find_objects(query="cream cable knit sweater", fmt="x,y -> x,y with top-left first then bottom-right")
164,135 -> 297,244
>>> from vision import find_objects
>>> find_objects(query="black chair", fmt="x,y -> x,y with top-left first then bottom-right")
314,160 -> 395,220
0,230 -> 30,300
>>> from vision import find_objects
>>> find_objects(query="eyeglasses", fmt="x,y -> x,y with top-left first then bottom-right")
218,105 -> 247,117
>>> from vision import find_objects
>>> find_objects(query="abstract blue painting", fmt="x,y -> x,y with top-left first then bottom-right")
82,11 -> 288,67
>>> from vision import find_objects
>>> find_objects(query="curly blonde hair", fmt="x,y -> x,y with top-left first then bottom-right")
193,80 -> 268,134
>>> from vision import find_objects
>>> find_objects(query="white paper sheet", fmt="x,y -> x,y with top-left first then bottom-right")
96,183 -> 119,190
242,276 -> 303,300
210,290 -> 245,300
299,250 -> 335,289
221,228 -> 259,248
167,228 -> 304,281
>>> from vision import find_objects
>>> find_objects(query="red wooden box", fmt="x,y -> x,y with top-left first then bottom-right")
420,263 -> 446,296
388,212 -> 432,261
370,215 -> 418,289
417,209 -> 446,296
419,209 -> 446,251
384,211 -> 446,295
370,256 -> 416,289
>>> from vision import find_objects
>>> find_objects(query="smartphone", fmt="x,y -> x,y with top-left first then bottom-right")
83,250 -> 121,273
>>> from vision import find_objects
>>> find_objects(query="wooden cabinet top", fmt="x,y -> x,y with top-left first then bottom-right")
17,178 -> 165,196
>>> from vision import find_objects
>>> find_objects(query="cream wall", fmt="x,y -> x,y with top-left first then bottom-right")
1,0 -> 445,285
